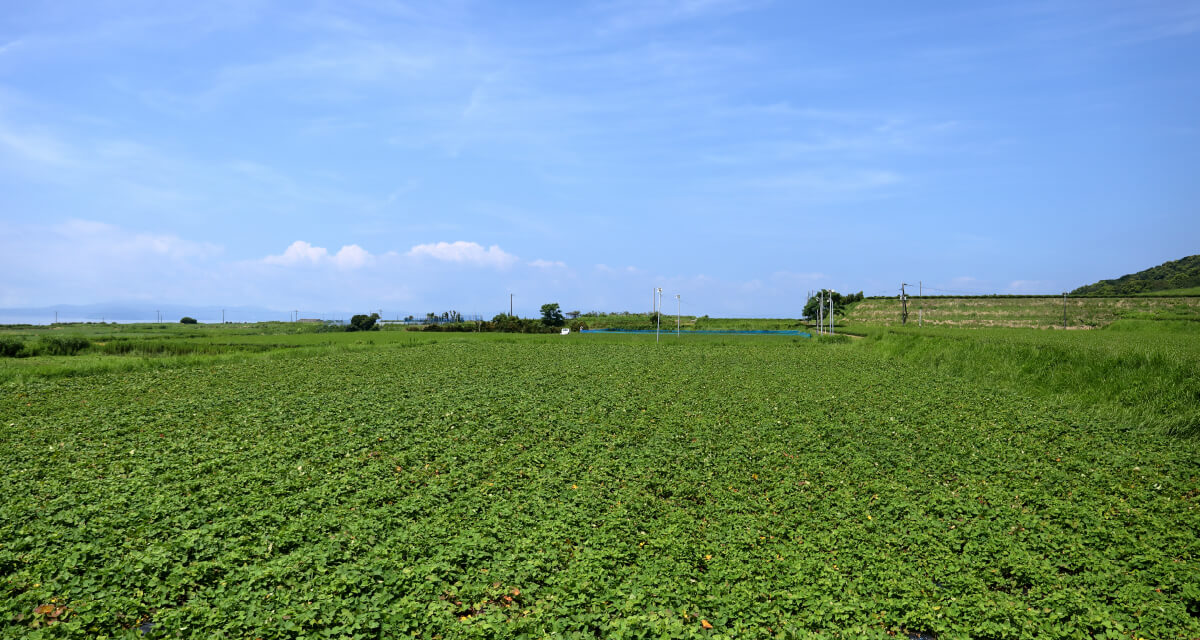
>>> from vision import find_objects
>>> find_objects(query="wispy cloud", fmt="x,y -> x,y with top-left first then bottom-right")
0,120 -> 72,166
1007,279 -> 1051,293
593,0 -> 766,32
529,258 -> 567,269
52,219 -> 221,260
0,39 -> 22,56
743,169 -> 903,199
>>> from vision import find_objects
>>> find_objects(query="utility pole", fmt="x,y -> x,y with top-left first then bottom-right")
919,281 -> 923,328
222,309 -> 225,324
829,294 -> 834,335
1062,292 -> 1067,329
900,284 -> 910,325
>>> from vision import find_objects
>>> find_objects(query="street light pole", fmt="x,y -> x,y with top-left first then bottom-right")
656,288 -> 662,343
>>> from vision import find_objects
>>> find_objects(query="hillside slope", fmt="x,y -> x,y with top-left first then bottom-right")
1072,254 -> 1200,295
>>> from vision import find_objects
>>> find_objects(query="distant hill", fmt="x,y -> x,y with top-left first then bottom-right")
1072,255 -> 1200,296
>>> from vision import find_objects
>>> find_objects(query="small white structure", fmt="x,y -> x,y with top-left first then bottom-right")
560,327 -> 571,335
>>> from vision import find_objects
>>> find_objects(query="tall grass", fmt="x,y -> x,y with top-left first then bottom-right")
93,338 -> 284,357
860,326 -> 1200,437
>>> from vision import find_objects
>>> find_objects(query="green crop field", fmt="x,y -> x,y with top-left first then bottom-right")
1,324 -> 1198,638
842,296 -> 1200,330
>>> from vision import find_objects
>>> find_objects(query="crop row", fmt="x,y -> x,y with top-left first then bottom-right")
1,339 -> 1198,638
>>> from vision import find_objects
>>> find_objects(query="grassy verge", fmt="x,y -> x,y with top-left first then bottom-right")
858,324 -> 1200,437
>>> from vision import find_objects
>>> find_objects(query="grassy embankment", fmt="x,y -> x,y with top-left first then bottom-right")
1136,286 -> 1200,296
859,321 -> 1200,437
841,295 -> 1200,329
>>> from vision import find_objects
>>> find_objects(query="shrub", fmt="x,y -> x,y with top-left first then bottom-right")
0,337 -> 25,357
32,335 -> 91,356
347,313 -> 380,332
180,317 -> 198,324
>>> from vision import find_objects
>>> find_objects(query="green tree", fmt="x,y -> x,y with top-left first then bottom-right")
540,303 -> 565,327
347,313 -> 380,332
180,317 -> 198,324
802,290 -> 863,321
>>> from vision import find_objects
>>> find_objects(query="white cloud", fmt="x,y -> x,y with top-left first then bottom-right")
332,244 -> 370,269
529,258 -> 567,269
406,241 -> 518,268
264,240 -> 328,266
263,240 -> 372,268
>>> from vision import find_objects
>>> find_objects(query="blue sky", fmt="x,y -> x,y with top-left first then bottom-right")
1,1 -> 1197,318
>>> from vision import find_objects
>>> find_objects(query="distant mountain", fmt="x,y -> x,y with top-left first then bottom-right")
0,303 -> 338,325
1071,254 -> 1200,295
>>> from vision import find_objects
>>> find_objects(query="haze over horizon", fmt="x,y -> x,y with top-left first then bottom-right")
2,1 -> 1198,318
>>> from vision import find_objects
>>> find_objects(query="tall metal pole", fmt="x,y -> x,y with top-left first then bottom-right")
676,294 -> 680,337
818,291 -> 823,335
830,295 -> 834,335
510,294 -> 513,317
656,288 -> 662,343
919,281 -> 923,327
1063,292 -> 1067,329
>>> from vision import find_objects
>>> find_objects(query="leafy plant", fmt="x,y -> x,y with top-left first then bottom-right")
0,324 -> 1196,638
